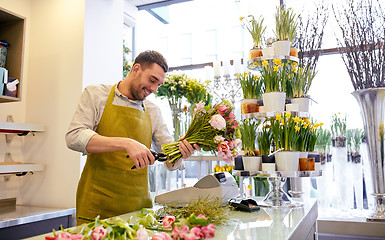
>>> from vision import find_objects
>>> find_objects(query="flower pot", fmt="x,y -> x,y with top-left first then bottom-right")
291,97 -> 311,112
242,156 -> 261,171
335,136 -> 347,148
290,48 -> 298,57
233,154 -> 244,170
275,151 -> 299,171
285,103 -> 298,112
299,158 -> 315,171
241,99 -> 259,114
262,155 -> 276,171
308,152 -> 320,170
262,46 -> 274,59
249,47 -> 263,60
272,40 -> 291,56
299,151 -> 308,158
262,92 -> 286,112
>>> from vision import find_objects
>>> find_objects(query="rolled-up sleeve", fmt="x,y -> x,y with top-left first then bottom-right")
65,86 -> 105,155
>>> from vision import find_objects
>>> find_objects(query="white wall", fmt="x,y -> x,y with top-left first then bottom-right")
0,0 -> 125,209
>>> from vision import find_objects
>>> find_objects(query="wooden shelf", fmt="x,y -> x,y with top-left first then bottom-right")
0,163 -> 44,175
0,122 -> 45,134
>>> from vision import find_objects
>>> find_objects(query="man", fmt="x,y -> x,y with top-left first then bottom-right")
65,50 -> 199,224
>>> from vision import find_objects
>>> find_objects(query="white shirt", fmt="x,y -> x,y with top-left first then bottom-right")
65,83 -> 174,155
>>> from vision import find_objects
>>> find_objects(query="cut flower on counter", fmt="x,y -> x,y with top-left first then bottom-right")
162,100 -> 241,165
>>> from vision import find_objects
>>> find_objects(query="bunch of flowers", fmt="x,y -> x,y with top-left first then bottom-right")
162,100 -> 241,165
45,209 -> 216,240
185,78 -> 212,106
213,164 -> 233,174
155,70 -> 188,106
237,71 -> 264,99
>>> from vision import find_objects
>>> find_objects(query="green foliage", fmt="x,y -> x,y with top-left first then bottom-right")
274,6 -> 299,42
240,15 -> 266,48
123,40 -> 132,79
257,122 -> 272,155
291,63 -> 317,98
239,119 -> 260,156
155,71 -> 188,106
238,71 -> 264,99
315,127 -> 331,153
331,113 -> 347,137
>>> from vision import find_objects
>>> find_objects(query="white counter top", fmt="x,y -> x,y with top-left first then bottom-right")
27,198 -> 318,240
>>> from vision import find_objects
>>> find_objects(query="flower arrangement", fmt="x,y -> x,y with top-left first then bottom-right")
274,6 -> 299,42
185,78 -> 212,116
162,100 -> 241,165
240,15 -> 266,48
155,71 -> 188,106
291,63 -> 317,98
46,208 -> 216,240
237,71 -> 264,99
239,119 -> 259,156
259,59 -> 290,93
257,123 -> 272,156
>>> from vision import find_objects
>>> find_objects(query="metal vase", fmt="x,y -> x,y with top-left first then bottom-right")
352,88 -> 385,221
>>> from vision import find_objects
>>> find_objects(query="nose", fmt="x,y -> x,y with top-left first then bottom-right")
149,84 -> 158,93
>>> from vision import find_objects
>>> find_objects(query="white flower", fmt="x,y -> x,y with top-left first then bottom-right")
214,135 -> 225,143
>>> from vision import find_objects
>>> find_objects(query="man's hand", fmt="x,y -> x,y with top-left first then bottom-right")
178,135 -> 201,159
124,139 -> 155,169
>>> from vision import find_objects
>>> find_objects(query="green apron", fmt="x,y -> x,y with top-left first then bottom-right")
76,84 -> 152,224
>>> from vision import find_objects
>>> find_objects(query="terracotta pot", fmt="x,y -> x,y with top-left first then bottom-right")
241,99 -> 259,114
299,157 -> 315,171
290,48 -> 298,57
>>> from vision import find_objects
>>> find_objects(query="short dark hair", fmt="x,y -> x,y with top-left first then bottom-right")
133,50 -> 168,73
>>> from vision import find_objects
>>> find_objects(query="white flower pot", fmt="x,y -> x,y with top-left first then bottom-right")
275,151 -> 299,171
299,151 -> 308,158
291,97 -> 311,112
262,92 -> 286,112
242,156 -> 261,172
262,46 -> 274,59
272,40 -> 291,56
285,103 -> 298,112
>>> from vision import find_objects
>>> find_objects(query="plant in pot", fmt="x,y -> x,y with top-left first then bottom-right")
260,58 -> 287,112
270,112 -> 300,171
257,122 -> 275,172
290,63 -> 317,112
239,119 -> 260,171
273,6 -> 299,56
330,112 -> 347,148
240,15 -> 266,59
238,71 -> 264,114
315,127 -> 332,165
305,121 -> 323,171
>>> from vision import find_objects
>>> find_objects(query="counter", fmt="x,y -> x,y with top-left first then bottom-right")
26,198 -> 317,240
0,205 -> 75,240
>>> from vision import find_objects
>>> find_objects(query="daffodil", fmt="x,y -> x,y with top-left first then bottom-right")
275,113 -> 282,120
273,58 -> 282,65
295,125 -> 301,132
273,66 -> 279,72
262,60 -> 269,67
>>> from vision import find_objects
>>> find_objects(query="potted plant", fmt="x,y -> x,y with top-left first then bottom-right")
260,58 -> 288,112
240,15 -> 266,59
315,127 -> 332,165
257,123 -> 275,171
330,113 -> 347,148
270,112 -> 300,171
239,119 -> 261,171
238,71 -> 264,114
273,6 -> 299,56
290,63 -> 317,112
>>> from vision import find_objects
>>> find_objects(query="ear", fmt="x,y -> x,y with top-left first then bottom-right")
132,63 -> 140,72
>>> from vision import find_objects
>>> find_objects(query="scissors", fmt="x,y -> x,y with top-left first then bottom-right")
128,150 -> 168,169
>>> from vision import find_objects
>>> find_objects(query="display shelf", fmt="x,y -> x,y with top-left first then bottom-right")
0,163 -> 44,176
247,55 -> 299,71
233,170 -> 322,178
241,111 -> 310,120
0,122 -> 45,134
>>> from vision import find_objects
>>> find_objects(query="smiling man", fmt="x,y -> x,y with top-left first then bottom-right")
65,50 -> 199,224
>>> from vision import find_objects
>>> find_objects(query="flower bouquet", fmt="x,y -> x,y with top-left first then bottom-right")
162,100 -> 241,165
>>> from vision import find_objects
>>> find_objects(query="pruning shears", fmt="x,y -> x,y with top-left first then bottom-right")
128,150 -> 168,169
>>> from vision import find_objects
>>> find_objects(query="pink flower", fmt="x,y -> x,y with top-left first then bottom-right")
190,226 -> 204,239
217,105 -> 229,115
234,139 -> 242,148
213,135 -> 225,143
201,224 -> 216,239
52,233 -> 83,240
91,226 -> 107,240
162,216 -> 176,229
172,225 -> 190,239
228,112 -> 236,120
209,114 -> 226,130
197,214 -> 207,220
218,141 -> 233,164
151,232 -> 171,240
136,226 -> 148,240
194,101 -> 205,114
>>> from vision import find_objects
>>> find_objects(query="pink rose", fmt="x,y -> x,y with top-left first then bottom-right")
162,216 -> 176,229
172,225 -> 189,239
209,114 -> 226,130
197,214 -> 208,220
217,105 -> 229,115
201,224 -> 216,239
91,226 -> 107,240
151,232 -> 171,240
228,112 -> 236,120
136,226 -> 148,240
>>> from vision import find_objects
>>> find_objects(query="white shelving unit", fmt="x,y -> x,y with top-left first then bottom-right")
0,122 -> 45,134
0,163 -> 44,176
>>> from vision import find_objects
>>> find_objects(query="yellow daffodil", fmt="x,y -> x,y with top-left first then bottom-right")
273,66 -> 279,72
292,67 -> 297,73
240,17 -> 244,21
273,58 -> 282,65
291,62 -> 298,67
275,113 -> 282,120
293,116 -> 301,123
285,112 -> 291,119
295,125 -> 301,132
262,60 -> 269,67
247,185 -> 252,190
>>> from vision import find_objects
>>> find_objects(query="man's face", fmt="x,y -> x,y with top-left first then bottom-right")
130,63 -> 166,100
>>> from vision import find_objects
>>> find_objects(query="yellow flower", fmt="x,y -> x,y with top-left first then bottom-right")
275,113 -> 282,120
285,112 -> 291,119
247,185 -> 252,190
295,125 -> 300,132
293,116 -> 301,123
273,58 -> 282,65
262,60 -> 269,67
292,67 -> 297,73
240,17 -> 244,21
273,66 -> 279,72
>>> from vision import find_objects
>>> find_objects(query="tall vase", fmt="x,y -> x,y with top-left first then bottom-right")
170,102 -> 182,141
352,88 -> 385,221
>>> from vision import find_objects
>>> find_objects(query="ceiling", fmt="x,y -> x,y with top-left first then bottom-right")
129,0 -> 173,7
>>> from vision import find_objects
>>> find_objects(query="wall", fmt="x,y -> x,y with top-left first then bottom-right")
0,0 -> 124,209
